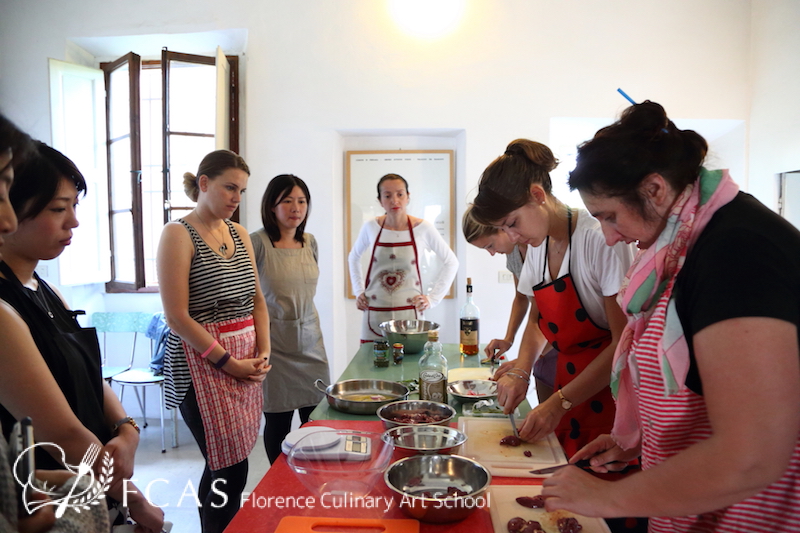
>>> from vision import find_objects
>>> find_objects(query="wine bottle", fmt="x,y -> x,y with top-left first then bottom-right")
460,277 -> 480,355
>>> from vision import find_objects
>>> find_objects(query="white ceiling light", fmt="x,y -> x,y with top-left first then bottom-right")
388,0 -> 466,40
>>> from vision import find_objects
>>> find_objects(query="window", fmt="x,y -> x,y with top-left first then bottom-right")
101,48 -> 239,292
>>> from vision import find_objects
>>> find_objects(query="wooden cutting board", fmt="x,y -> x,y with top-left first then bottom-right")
448,367 -> 492,381
275,516 -> 419,533
488,486 -> 611,533
458,417 -> 567,478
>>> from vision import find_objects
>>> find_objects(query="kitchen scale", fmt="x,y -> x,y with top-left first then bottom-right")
282,426 -> 372,461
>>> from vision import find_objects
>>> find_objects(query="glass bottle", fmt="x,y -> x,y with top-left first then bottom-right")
392,342 -> 404,365
460,277 -> 480,355
419,330 -> 447,402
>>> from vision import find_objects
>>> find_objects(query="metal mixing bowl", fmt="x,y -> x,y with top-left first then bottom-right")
379,319 -> 440,354
384,454 -> 492,523
314,379 -> 409,415
381,425 -> 467,457
377,400 -> 456,430
447,379 -> 498,401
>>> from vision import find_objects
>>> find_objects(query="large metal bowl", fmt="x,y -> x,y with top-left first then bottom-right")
315,379 -> 409,415
384,454 -> 491,523
381,425 -> 467,457
379,319 -> 440,354
377,400 -> 456,430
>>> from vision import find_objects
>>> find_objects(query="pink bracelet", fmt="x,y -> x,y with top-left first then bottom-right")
200,340 -> 218,359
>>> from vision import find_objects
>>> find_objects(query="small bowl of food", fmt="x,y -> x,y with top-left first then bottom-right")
384,454 -> 491,523
377,400 -> 456,430
447,379 -> 498,401
381,425 -> 468,457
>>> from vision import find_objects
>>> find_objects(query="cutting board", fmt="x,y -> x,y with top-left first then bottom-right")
275,516 -> 419,533
448,367 -> 492,381
458,417 -> 566,478
488,486 -> 611,533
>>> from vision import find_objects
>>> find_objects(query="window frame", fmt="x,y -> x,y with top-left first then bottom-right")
101,49 -> 239,293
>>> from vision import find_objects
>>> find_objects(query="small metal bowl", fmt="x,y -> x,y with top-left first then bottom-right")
384,454 -> 492,523
379,319 -> 440,354
382,425 -> 467,457
447,379 -> 498,401
377,400 -> 456,430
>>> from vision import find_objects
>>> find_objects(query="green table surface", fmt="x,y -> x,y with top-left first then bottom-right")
309,342 -> 531,420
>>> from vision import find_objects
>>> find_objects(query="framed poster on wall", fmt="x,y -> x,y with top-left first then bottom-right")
345,149 -> 455,299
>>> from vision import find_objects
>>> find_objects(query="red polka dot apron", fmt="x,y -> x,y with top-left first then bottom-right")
361,216 -> 422,342
182,315 -> 262,470
531,209 -> 616,458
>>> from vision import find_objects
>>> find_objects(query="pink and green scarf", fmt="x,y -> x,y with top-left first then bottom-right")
611,168 -> 739,450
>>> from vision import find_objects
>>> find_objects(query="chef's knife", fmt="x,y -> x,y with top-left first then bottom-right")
529,459 -> 592,475
509,412 -> 520,438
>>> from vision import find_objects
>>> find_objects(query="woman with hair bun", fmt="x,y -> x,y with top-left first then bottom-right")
157,149 -> 271,533
472,139 -> 634,460
542,101 -> 800,530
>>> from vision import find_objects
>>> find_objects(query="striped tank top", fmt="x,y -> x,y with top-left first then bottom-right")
633,321 -> 800,532
163,219 -> 255,408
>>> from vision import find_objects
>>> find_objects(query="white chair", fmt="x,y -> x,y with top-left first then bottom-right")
93,312 -> 171,453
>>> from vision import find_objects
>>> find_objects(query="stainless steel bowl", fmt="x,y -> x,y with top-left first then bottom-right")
447,379 -> 498,401
314,379 -> 409,415
377,400 -> 456,430
384,454 -> 491,523
379,319 -> 440,354
381,425 -> 467,457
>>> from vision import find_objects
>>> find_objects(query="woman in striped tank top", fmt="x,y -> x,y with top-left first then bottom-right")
158,150 -> 271,533
542,101 -> 800,531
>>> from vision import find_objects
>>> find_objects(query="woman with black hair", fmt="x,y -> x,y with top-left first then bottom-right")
0,140 -> 164,532
250,175 -> 329,464
542,101 -> 800,530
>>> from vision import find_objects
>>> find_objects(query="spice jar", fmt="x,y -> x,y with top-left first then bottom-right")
373,340 -> 390,367
392,343 -> 404,365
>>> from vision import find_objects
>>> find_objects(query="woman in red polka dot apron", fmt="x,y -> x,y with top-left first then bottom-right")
471,139 -> 633,458
532,208 -> 617,458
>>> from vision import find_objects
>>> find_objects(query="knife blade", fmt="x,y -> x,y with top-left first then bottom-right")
529,459 -> 592,475
509,412 -> 519,438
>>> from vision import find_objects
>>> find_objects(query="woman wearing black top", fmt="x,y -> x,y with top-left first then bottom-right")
0,142 -> 163,532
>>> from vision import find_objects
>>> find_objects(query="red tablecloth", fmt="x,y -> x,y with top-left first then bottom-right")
224,420 -> 543,532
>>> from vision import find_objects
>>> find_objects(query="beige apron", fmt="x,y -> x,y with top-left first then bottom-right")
253,231 -> 330,412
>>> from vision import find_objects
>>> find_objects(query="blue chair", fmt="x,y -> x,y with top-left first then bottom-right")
92,312 -> 171,452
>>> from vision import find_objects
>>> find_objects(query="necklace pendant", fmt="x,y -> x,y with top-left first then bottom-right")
219,243 -> 228,255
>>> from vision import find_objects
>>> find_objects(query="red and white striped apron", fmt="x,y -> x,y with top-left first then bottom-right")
183,315 -> 262,470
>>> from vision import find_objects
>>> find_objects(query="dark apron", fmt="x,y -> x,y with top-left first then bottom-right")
0,261 -> 109,470
531,209 -> 615,458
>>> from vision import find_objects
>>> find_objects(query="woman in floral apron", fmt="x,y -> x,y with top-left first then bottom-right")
158,150 -> 270,533
472,139 -> 634,459
349,174 -> 458,342
542,101 -> 800,532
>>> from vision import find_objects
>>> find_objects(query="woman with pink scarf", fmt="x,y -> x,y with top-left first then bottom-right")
542,101 -> 800,531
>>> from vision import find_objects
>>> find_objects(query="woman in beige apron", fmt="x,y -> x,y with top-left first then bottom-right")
251,175 -> 330,464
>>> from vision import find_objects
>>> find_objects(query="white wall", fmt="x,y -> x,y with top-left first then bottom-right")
748,0 -> 800,204
2,0 -> 796,416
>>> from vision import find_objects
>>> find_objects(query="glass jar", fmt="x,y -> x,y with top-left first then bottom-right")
392,343 -> 404,365
373,340 -> 390,367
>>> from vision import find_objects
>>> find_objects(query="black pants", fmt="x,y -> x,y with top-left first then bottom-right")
263,406 -> 315,464
180,385 -> 249,533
